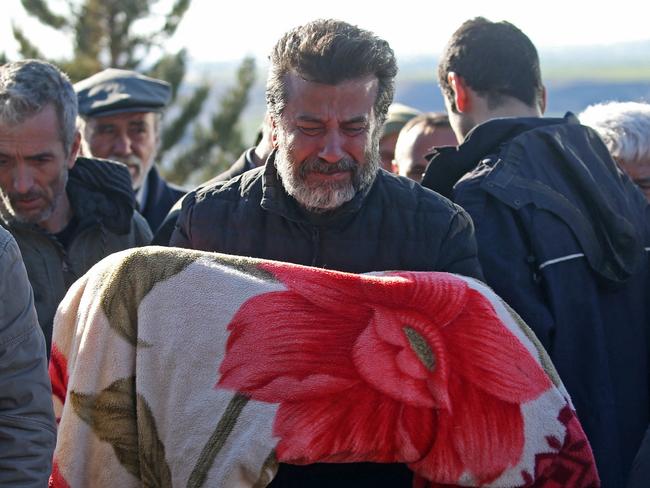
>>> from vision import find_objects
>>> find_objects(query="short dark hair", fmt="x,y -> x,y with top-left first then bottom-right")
266,19 -> 398,125
438,17 -> 543,112
401,112 -> 450,133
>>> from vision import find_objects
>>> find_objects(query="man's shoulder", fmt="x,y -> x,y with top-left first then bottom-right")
375,170 -> 464,216
192,166 -> 264,206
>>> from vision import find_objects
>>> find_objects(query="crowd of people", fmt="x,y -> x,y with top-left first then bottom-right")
0,15 -> 649,488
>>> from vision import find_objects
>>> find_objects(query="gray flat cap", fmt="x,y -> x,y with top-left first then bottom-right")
75,68 -> 171,118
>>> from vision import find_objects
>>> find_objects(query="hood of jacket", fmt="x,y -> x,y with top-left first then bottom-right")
66,157 -> 136,235
424,113 -> 649,284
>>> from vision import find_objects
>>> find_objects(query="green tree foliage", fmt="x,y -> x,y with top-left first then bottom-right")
165,56 -> 257,185
11,0 -> 256,186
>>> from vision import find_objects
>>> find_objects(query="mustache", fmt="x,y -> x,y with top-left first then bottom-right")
300,157 -> 358,176
108,154 -> 143,168
9,190 -> 44,202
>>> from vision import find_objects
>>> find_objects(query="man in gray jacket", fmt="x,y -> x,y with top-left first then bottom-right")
0,60 -> 152,353
0,226 -> 56,486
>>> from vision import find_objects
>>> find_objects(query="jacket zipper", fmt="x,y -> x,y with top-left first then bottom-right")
311,227 -> 320,267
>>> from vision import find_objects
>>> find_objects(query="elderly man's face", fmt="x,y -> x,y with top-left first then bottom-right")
273,73 -> 381,213
0,104 -> 78,233
84,111 -> 157,190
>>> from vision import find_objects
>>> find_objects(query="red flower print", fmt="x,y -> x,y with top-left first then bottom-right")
50,344 -> 68,406
218,263 -> 552,484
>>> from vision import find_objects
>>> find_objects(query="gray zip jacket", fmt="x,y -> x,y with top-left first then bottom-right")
0,226 -> 56,486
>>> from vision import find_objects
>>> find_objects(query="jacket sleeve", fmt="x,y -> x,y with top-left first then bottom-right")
131,210 -> 154,246
454,182 -> 557,350
169,190 -> 197,249
436,207 -> 485,281
0,230 -> 57,487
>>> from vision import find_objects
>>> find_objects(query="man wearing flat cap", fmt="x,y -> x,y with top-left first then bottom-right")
76,68 -> 185,233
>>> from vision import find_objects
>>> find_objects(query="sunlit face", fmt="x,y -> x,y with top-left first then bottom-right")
84,111 -> 158,190
273,73 -> 381,212
394,123 -> 458,182
617,158 -> 650,202
0,104 -> 78,233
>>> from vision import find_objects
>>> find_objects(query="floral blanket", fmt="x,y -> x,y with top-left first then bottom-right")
49,246 -> 599,487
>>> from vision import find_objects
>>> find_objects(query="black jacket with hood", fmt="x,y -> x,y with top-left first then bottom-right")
1,157 -> 152,353
422,113 -> 650,488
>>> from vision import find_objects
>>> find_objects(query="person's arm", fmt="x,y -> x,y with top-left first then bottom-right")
436,207 -> 485,281
454,182 -> 556,349
0,230 -> 56,487
169,190 -> 197,249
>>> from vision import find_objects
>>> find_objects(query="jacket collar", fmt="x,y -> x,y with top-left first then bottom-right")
260,151 -> 376,227
421,113 -> 577,198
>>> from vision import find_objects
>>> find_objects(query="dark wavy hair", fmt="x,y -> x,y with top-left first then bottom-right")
438,17 -> 543,112
266,19 -> 398,126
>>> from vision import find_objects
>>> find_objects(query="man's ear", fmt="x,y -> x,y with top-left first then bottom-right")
67,131 -> 82,169
448,72 -> 470,113
539,85 -> 547,115
270,116 -> 279,148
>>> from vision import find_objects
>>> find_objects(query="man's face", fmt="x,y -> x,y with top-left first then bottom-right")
84,111 -> 158,190
379,131 -> 399,172
394,123 -> 458,182
273,73 -> 381,213
618,158 -> 650,202
0,104 -> 77,231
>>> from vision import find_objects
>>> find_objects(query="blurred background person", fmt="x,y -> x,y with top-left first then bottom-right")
580,101 -> 650,201
378,102 -> 420,171
392,112 -> 457,181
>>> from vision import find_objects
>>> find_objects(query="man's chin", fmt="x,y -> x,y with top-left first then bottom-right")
10,208 -> 51,226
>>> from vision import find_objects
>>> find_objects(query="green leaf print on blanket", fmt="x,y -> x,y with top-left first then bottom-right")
71,377 -> 172,487
100,249 -> 199,346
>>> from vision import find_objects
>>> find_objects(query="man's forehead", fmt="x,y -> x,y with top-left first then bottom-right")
283,73 -> 379,121
89,111 -> 155,126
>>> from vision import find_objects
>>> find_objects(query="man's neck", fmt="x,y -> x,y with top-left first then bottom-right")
475,99 -> 542,128
40,194 -> 74,234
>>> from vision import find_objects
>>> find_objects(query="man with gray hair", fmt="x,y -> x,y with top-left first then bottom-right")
171,18 -> 482,487
580,101 -> 650,201
0,60 -> 151,352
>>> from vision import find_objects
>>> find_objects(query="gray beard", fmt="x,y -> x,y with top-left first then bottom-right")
275,142 -> 380,214
0,171 -> 67,226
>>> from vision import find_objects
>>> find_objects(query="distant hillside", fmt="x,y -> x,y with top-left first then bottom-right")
184,39 -> 650,146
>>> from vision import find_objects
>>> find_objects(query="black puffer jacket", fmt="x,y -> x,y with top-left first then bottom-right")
171,154 -> 482,278
1,157 -> 152,352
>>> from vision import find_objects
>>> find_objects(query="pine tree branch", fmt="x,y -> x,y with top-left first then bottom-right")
147,49 -> 187,101
20,0 -> 68,29
12,24 -> 46,59
161,0 -> 192,37
160,83 -> 210,156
